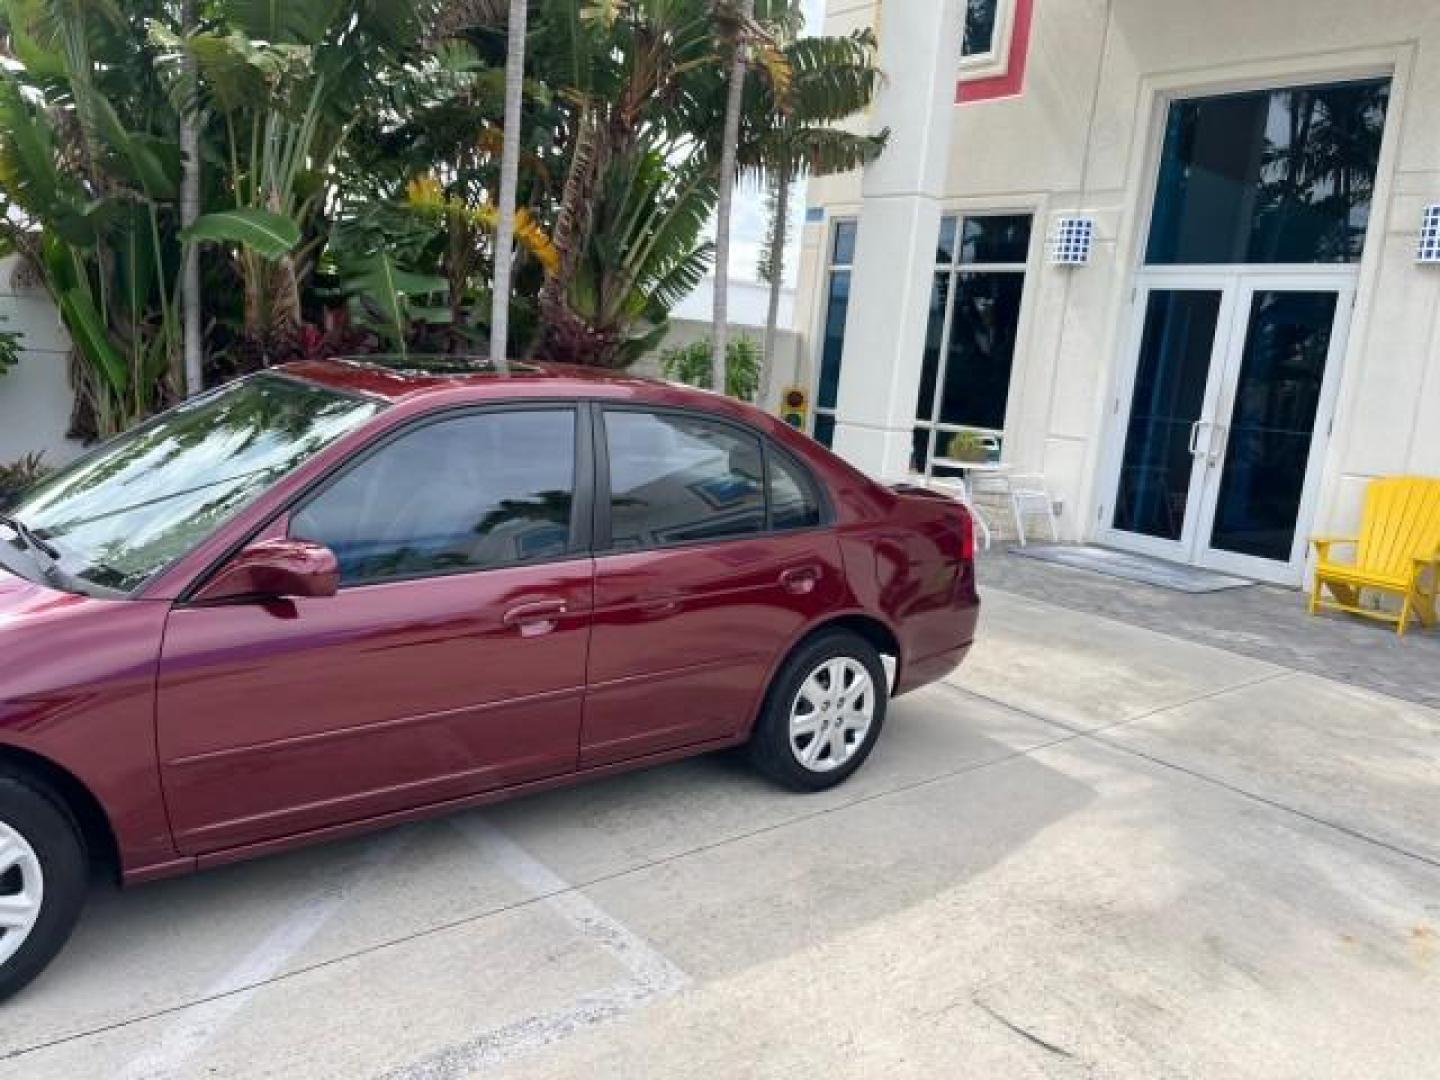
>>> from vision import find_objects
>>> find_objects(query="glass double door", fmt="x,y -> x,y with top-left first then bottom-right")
1102,272 -> 1354,584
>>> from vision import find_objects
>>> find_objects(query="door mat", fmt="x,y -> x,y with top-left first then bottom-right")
1008,545 -> 1256,594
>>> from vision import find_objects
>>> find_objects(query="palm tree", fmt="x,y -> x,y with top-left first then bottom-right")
711,0 -> 756,394
530,0 -> 727,362
745,28 -> 886,404
489,0 -> 528,373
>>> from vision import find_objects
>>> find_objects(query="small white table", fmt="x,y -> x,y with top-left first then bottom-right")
927,459 -> 1013,551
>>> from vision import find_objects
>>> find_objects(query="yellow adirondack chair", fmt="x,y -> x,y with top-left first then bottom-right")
1309,476 -> 1440,636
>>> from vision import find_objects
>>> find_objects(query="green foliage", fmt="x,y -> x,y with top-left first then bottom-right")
0,0 -> 885,439
183,209 -> 301,261
660,336 -> 761,402
0,0 -> 182,436
0,318 -> 21,379
945,430 -> 993,464
0,453 -> 48,510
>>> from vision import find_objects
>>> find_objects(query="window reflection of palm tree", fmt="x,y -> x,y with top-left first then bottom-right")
1253,83 -> 1389,262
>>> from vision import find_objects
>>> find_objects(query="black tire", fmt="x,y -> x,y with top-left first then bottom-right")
0,768 -> 88,1002
749,629 -> 889,792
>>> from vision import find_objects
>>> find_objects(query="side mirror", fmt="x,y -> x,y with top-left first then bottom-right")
193,538 -> 340,604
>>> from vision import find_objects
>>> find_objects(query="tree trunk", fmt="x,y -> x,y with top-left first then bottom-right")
760,166 -> 790,411
712,0 -> 754,395
539,103 -> 597,319
180,0 -> 203,396
490,0 -> 529,374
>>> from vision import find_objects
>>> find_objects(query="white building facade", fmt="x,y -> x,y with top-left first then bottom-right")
794,0 -> 1440,586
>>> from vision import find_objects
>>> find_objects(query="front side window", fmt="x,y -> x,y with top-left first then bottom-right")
914,214 -> 1032,473
605,411 -> 765,549
8,375 -> 383,594
291,409 -> 577,584
1147,79 -> 1392,266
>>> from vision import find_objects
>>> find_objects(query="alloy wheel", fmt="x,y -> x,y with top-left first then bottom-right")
0,820 -> 44,968
789,657 -> 876,773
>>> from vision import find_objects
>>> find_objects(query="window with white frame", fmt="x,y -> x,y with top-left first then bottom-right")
960,0 -> 1014,79
913,214 -> 1033,475
810,219 -> 857,449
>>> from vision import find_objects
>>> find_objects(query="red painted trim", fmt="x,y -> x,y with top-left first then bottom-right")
957,0 -> 1034,104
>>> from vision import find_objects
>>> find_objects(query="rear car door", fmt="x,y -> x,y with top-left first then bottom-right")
582,406 -> 844,766
157,405 -> 594,855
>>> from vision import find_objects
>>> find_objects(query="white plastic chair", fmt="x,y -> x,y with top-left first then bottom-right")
972,471 -> 1060,547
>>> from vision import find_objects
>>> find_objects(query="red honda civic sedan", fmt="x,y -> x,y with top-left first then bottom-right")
0,359 -> 978,997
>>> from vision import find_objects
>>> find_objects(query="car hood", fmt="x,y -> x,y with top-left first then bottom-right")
0,561 -> 97,623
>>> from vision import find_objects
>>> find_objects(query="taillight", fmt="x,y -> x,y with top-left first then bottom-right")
956,504 -> 975,562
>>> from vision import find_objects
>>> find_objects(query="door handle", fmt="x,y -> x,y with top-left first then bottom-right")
1188,420 -> 1210,457
502,599 -> 569,635
637,594 -> 682,616
780,566 -> 822,596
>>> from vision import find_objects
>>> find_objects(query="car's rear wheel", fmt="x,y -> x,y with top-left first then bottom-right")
0,769 -> 87,1001
750,629 -> 888,792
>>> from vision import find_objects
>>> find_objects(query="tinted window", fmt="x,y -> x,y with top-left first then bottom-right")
1147,79 -> 1391,265
770,452 -> 822,531
292,409 -> 576,583
12,375 -> 382,593
605,411 -> 765,549
832,220 -> 858,266
817,268 -> 851,410
938,271 -> 1026,430
963,0 -> 999,57
813,413 -> 837,449
959,215 -> 1032,264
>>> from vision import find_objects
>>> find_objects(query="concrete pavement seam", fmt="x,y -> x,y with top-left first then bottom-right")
941,678 -> 1440,875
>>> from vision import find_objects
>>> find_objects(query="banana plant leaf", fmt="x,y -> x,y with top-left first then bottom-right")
57,288 -> 129,399
183,209 -> 301,260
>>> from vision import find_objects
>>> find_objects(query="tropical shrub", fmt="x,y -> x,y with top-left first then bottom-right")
660,336 -> 761,402
0,452 -> 47,510
0,0 -> 881,439
0,317 -> 20,379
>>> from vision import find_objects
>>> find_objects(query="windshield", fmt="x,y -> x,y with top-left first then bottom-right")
8,375 -> 384,595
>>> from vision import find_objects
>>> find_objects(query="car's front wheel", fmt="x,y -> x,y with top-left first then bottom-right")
750,629 -> 888,792
0,769 -> 87,1001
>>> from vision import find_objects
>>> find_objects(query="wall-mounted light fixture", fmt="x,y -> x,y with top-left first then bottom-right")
1048,216 -> 1095,266
1417,204 -> 1440,265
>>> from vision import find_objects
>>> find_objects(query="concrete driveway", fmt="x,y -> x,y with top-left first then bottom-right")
3,588 -> 1437,1079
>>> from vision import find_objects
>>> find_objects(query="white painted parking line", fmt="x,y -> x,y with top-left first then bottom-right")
455,818 -> 689,993
116,830 -> 412,1080
378,817 -> 690,1080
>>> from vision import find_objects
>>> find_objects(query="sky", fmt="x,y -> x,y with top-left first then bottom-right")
710,0 -> 829,295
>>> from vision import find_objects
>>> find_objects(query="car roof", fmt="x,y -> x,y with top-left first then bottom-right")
278,356 -> 690,405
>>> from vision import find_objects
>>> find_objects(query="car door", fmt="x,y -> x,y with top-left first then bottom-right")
582,406 -> 844,766
157,405 -> 595,856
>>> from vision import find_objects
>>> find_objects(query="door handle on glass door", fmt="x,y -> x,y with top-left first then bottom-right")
780,566 -> 822,595
502,599 -> 569,636
1188,420 -> 1210,457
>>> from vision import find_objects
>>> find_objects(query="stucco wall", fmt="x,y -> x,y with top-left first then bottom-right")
0,256 -> 84,468
797,0 -> 1440,550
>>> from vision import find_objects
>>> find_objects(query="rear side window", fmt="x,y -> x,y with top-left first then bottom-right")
292,409 -> 577,583
769,451 -> 822,531
604,410 -> 765,549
